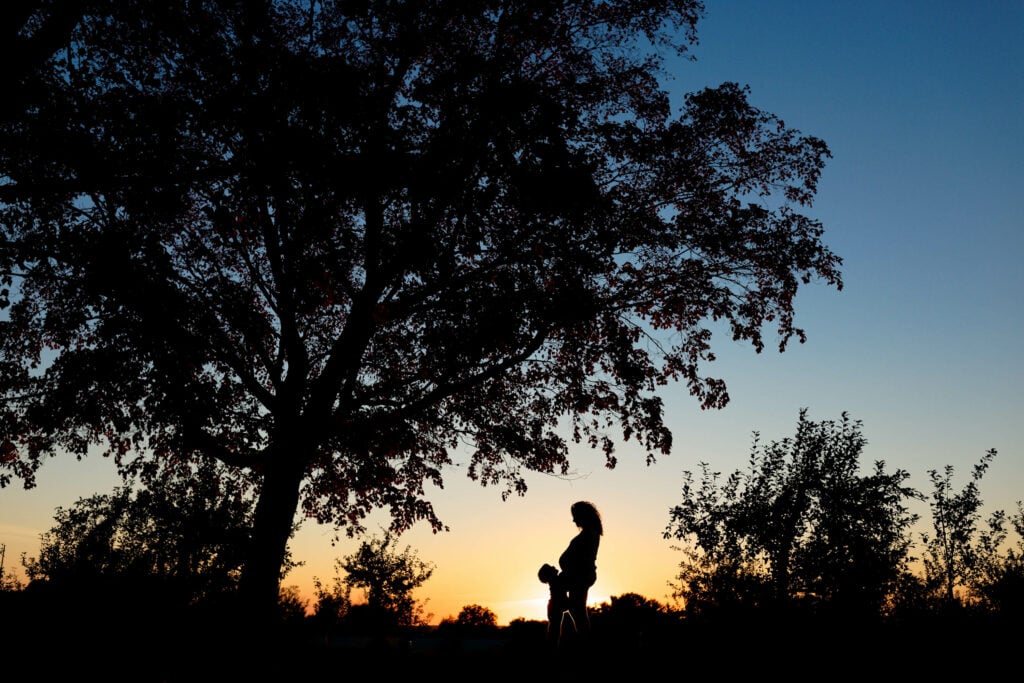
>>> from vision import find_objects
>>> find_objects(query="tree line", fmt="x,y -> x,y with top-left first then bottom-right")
664,409 -> 1022,624
4,409 -> 1020,641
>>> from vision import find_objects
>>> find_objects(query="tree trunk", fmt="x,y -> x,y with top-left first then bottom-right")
238,443 -> 307,623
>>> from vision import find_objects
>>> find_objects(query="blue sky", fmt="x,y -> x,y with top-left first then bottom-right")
647,1 -> 1023,532
2,0 -> 1022,624
666,0 -> 1023,482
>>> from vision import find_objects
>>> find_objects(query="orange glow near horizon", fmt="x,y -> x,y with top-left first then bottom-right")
282,463 -> 685,626
2,446 -> 686,627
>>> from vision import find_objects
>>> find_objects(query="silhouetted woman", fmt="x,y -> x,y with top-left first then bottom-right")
544,500 -> 602,646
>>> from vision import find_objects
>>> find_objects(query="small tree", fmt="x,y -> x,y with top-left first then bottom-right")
276,584 -> 309,626
0,565 -> 25,592
325,531 -> 435,629
973,502 -> 1024,617
437,603 -> 500,638
792,440 -> 919,619
663,461 -> 774,617
589,592 -> 684,647
311,572 -> 353,629
665,410 -> 919,620
920,449 -> 998,609
23,459 -> 269,606
454,604 -> 498,630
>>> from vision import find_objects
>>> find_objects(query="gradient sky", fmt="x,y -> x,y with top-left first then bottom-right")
2,0 -> 1022,626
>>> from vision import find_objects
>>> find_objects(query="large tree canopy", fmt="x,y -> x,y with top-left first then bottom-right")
0,0 -> 841,615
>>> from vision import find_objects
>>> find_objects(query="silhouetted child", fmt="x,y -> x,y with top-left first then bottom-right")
538,562 -> 561,595
538,562 -> 568,644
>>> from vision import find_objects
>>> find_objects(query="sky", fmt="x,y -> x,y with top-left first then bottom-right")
2,0 -> 1022,626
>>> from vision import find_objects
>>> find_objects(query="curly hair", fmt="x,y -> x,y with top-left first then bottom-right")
571,501 -> 603,536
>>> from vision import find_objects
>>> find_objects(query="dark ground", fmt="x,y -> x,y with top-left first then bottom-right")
5,588 -> 1017,682
11,616 -> 1017,682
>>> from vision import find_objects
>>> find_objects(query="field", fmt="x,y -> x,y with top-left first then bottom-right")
10,605 -> 1015,682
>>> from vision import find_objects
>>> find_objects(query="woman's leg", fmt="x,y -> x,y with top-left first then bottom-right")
566,588 -> 590,637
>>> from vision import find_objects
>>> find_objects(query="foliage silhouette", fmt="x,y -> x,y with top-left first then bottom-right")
311,563 -> 353,630
21,458 -> 277,607
665,409 -> 919,621
920,449 -> 1000,608
436,604 -> 501,639
315,530 -> 435,631
973,502 -> 1024,617
1,0 -> 841,618
454,603 -> 499,629
0,2 -> 90,122
588,592 -> 685,650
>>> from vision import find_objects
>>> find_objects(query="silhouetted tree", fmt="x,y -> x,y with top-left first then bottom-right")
329,531 -> 434,629
973,502 -> 1024,617
276,584 -> 310,626
311,568 -> 353,629
454,603 -> 498,629
589,592 -> 684,648
920,449 -> 998,609
0,1 -> 91,122
437,603 -> 500,638
504,617 -> 547,641
663,457 -> 773,617
789,425 -> 920,621
1,0 -> 842,618
22,458 -> 269,606
0,566 -> 25,592
665,410 -> 918,620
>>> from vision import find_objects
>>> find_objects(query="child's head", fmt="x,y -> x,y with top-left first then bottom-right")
538,563 -> 559,584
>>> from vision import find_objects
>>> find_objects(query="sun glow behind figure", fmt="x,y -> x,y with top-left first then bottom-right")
490,593 -> 611,626
498,597 -> 550,623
